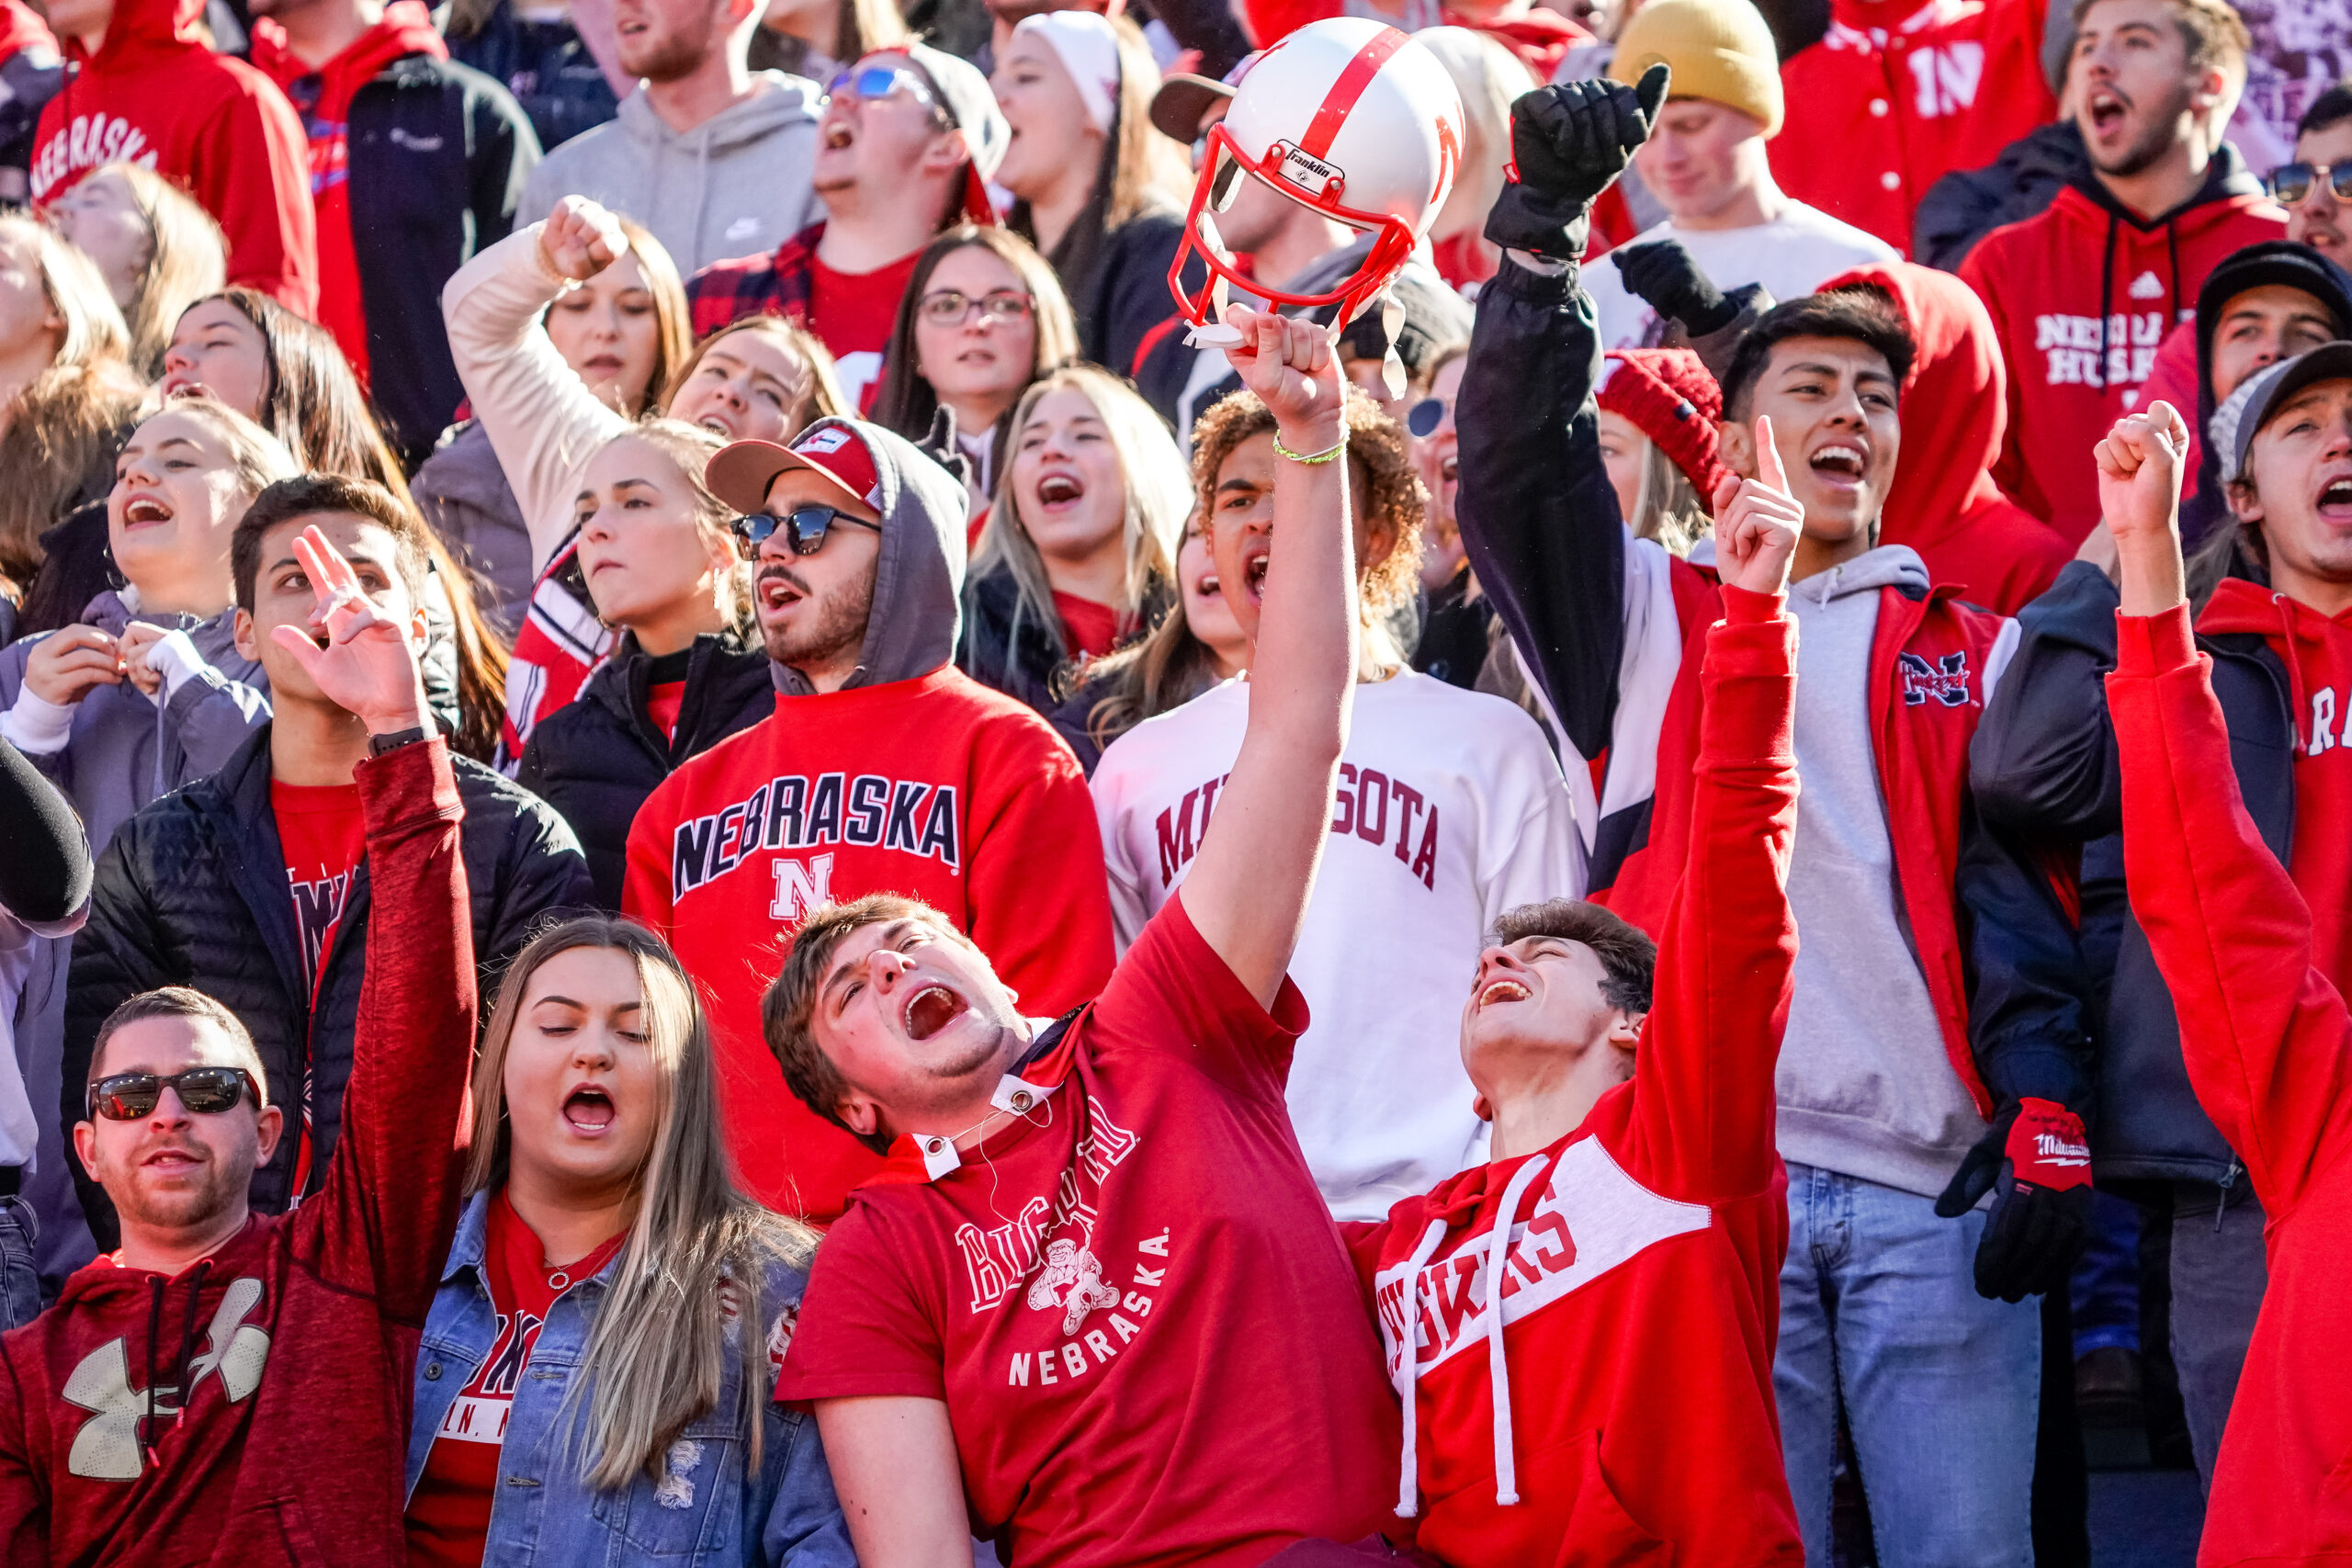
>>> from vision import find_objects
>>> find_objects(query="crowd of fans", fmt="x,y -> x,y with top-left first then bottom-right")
0,0 -> 2347,1562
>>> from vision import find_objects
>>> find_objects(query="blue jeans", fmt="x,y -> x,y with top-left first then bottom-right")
2069,1190 -> 2142,1357
1776,1163 -> 2041,1568
0,1195 -> 40,1330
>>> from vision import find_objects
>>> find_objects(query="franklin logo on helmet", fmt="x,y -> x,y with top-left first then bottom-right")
1168,17 -> 1464,350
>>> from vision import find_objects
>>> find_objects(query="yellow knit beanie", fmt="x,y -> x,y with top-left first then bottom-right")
1609,0 -> 1783,139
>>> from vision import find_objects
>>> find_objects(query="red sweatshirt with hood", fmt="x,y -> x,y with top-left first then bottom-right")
1826,260 -> 2071,615
1345,591 -> 1804,1568
1960,154 -> 2283,545
31,0 -> 317,314
0,739 -> 474,1568
249,1 -> 446,385
1772,0 -> 2057,257
2109,605 -> 2352,1567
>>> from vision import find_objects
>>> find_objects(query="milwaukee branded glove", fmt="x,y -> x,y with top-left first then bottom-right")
1485,62 -> 1669,265
1935,1097 -> 2095,1303
1611,237 -> 1739,338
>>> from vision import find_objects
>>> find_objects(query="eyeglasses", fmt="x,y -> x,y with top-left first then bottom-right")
1407,396 -> 1452,439
2267,161 -> 2352,206
919,288 -> 1035,327
88,1066 -> 262,1122
825,63 -> 949,125
731,503 -> 883,555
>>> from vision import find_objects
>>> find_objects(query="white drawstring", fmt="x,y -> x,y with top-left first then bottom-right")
1393,1217 -> 1450,1518
1484,1156 -> 1550,1507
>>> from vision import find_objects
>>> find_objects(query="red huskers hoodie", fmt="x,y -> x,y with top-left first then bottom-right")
1960,155 -> 2283,546
0,739 -> 474,1568
1826,260 -> 2071,615
31,0 -> 317,315
249,1 -> 445,387
623,421 -> 1114,1222
2109,605 -> 2352,1567
1772,0 -> 2057,257
1346,590 -> 1804,1568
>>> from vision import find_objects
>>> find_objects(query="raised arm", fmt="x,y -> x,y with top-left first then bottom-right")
1180,307 -> 1358,1010
1455,70 -> 1666,766
1624,418 -> 1801,1201
439,197 -> 632,573
2103,403 -> 2352,1215
270,528 -> 479,1315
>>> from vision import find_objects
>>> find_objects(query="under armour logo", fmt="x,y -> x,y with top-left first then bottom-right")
1898,650 -> 1973,708
1026,1239 -> 1120,1335
63,1278 -> 271,1480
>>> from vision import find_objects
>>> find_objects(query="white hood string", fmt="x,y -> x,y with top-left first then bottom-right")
1394,1216 -> 1451,1519
1393,1152 -> 1553,1517
1483,1155 -> 1551,1507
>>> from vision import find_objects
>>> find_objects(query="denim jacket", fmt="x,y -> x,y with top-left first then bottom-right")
406,1191 -> 855,1567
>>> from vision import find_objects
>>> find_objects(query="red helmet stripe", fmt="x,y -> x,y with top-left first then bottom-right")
1298,26 -> 1407,162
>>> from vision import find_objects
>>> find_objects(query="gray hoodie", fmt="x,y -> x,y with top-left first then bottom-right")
769,417 -> 968,698
518,72 -> 825,274
1774,543 -> 1990,1200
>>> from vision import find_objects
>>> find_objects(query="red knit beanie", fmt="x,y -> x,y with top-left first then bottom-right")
1597,348 -> 1732,513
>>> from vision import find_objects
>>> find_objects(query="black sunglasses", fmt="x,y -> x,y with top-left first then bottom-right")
730,504 -> 883,555
88,1066 -> 261,1122
2268,161 -> 2352,206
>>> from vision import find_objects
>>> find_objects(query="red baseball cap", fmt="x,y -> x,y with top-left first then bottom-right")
707,420 -> 886,517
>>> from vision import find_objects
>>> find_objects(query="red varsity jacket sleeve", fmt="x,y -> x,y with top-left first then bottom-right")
1624,585 -> 1800,1204
961,721 -> 1115,1017
292,738 -> 476,1324
191,70 -> 320,317
2110,604 -> 2352,1218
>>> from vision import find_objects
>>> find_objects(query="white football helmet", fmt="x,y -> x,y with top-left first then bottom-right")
1168,17 -> 1464,342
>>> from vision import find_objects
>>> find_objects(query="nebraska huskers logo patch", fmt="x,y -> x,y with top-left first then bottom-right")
1898,650 -> 1973,708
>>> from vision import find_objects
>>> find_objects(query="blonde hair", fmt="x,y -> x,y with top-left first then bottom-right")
595,417 -> 754,628
85,164 -> 228,380
465,917 -> 816,1490
661,314 -> 848,433
975,365 -> 1189,665
1627,437 -> 1711,554
1416,28 -> 1535,244
0,214 -> 131,374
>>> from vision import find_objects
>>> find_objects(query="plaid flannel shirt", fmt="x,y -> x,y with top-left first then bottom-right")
685,220 -> 825,340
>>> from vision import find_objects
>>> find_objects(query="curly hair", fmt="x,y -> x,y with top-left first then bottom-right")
1187,386 -> 1425,618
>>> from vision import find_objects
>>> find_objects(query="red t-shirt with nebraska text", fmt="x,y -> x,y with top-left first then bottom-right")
403,1195 -> 626,1567
775,892 -> 1400,1567
808,248 -> 922,413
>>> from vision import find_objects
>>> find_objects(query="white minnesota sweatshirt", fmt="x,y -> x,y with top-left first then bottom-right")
1091,671 -> 1582,1221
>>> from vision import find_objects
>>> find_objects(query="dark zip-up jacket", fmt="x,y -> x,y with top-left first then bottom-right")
440,0 -> 617,162
516,628 -> 774,908
63,726 -> 591,1247
1967,558 -> 2292,1189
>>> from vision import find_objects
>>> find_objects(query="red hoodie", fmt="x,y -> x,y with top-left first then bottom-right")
1826,260 -> 2071,615
1960,175 -> 2284,545
249,2 -> 446,386
2109,605 -> 2352,1568
0,739 -> 473,1568
1772,0 -> 2056,257
31,0 -> 316,315
623,671 -> 1115,1220
1345,590 -> 1803,1568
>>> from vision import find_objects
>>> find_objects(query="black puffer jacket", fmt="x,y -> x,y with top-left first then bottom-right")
516,629 -> 775,908
1965,560 -> 2292,1196
956,562 -> 1069,716
64,727 -> 592,1246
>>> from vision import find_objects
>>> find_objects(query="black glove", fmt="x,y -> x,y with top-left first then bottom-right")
1485,63 -> 1669,263
1934,1098 -> 2095,1303
1611,237 -> 1737,337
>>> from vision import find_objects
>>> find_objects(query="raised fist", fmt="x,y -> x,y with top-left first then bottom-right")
1612,237 -> 1735,338
1486,64 -> 1669,262
1222,303 -> 1346,455
537,195 -> 630,284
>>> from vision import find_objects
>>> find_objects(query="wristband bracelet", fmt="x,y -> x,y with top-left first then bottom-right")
368,725 -> 431,757
1271,430 -> 1348,465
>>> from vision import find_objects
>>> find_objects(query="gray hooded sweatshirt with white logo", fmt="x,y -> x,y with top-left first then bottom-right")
1775,543 -> 1990,1199
519,72 -> 824,274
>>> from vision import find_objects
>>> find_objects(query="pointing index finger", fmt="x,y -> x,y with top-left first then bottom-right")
1753,414 -> 1791,495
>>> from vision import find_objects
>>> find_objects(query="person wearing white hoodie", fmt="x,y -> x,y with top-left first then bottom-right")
518,0 -> 823,275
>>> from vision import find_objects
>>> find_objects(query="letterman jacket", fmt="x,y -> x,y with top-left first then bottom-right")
1455,252 -> 2018,1119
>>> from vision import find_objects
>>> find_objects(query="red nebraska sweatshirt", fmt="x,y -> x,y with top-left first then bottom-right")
1960,175 -> 2282,545
0,739 -> 474,1568
623,668 -> 1115,1222
1345,590 -> 1804,1568
32,0 -> 318,315
2109,605 -> 2352,1568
